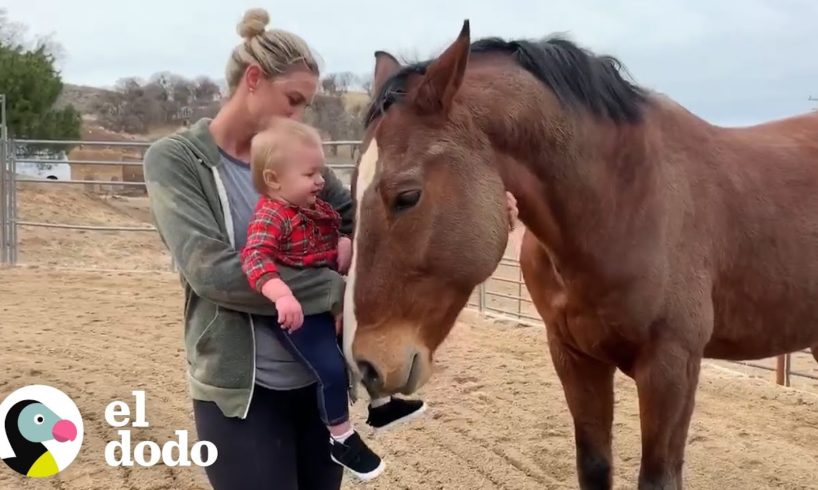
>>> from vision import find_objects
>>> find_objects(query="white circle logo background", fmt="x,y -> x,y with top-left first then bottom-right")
0,384 -> 84,474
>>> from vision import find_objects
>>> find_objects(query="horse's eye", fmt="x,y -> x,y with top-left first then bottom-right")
394,190 -> 421,213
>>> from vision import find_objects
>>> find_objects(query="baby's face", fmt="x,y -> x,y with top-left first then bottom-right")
277,143 -> 326,207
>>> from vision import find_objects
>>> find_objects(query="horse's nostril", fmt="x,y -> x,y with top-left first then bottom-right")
357,361 -> 382,389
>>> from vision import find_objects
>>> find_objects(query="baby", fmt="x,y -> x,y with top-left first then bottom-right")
240,117 -> 427,481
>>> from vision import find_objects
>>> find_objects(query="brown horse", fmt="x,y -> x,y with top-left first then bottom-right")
342,19 -> 818,489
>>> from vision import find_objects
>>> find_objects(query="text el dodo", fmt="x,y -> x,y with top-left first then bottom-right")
104,391 -> 217,467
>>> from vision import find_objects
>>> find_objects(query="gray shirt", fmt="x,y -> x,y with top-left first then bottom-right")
217,149 -> 315,390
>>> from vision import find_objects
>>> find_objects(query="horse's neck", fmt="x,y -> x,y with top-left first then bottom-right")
478,98 -> 652,260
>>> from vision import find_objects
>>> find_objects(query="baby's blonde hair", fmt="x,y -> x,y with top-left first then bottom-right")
225,8 -> 321,96
250,117 -> 324,194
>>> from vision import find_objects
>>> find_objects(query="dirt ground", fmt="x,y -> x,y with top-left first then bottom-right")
2,185 -> 818,489
1,267 -> 818,489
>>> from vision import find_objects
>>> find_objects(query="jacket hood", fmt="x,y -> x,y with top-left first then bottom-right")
169,118 -> 221,168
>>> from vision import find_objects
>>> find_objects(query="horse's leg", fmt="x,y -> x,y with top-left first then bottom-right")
634,314 -> 708,490
550,337 -> 616,489
811,345 -> 818,364
519,231 -> 615,489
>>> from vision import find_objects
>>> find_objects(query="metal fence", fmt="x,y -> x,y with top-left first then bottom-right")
0,133 -> 814,389
465,255 -> 818,388
0,136 -> 359,267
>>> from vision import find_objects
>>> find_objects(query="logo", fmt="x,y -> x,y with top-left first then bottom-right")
0,385 -> 83,478
104,391 -> 217,468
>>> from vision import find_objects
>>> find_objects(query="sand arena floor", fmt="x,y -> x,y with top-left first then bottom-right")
1,185 -> 817,489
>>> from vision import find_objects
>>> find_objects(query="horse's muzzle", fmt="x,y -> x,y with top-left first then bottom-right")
357,360 -> 383,393
357,350 -> 428,396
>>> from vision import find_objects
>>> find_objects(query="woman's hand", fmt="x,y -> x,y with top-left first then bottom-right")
337,237 -> 353,274
506,191 -> 519,231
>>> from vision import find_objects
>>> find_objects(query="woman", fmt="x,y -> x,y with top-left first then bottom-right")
144,7 -> 518,489
143,8 -> 432,489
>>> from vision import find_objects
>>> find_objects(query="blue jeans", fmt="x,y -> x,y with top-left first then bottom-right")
273,313 -> 350,426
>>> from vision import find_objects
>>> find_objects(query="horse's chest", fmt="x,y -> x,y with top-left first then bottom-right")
546,295 -> 638,366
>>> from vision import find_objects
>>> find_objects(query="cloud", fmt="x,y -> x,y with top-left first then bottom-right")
4,0 -> 817,125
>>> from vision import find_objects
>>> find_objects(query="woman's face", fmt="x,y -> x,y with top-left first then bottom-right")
244,63 -> 318,126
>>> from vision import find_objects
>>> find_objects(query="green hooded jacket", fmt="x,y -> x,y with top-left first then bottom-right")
142,118 -> 351,419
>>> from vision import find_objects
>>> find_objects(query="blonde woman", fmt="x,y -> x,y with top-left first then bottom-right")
143,8 -> 428,489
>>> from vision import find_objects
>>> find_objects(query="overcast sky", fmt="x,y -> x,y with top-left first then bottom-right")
4,0 -> 817,126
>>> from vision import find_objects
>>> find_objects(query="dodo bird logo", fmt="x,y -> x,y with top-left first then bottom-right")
0,385 -> 83,478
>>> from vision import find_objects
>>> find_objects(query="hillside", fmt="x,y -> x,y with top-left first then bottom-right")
56,83 -> 369,147
54,83 -> 117,116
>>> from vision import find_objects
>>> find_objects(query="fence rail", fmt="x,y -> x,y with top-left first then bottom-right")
0,135 -> 813,389
0,137 -> 361,244
466,259 -> 816,388
15,178 -> 148,186
14,220 -> 158,232
18,158 -> 145,167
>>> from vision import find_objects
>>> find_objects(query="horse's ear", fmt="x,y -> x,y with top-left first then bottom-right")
412,19 -> 471,115
372,51 -> 402,96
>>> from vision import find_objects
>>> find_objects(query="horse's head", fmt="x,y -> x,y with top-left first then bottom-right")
343,20 -> 510,396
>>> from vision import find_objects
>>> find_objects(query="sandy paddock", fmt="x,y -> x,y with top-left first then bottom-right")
2,267 -> 818,489
2,186 -> 818,489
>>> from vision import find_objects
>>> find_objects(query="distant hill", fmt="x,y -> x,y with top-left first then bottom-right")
54,83 -> 116,116
51,81 -> 371,148
56,82 -> 371,118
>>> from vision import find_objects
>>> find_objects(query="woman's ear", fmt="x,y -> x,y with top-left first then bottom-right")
245,64 -> 264,93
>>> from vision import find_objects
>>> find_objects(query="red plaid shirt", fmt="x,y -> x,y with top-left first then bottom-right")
241,196 -> 343,291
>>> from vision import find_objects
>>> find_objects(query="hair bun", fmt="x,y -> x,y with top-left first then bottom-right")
237,8 -> 270,40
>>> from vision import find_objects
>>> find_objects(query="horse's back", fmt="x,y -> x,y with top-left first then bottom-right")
703,110 -> 818,358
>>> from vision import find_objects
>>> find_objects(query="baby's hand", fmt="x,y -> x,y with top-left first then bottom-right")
337,237 -> 353,274
275,294 -> 304,332
334,313 -> 343,337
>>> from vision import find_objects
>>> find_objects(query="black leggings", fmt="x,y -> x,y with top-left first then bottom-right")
192,384 -> 343,490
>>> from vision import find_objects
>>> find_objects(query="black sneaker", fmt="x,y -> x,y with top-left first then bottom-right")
329,431 -> 385,481
366,397 -> 428,431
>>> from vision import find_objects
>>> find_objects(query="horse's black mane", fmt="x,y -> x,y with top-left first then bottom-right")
364,34 -> 649,126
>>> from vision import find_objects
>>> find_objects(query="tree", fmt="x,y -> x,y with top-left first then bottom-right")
193,76 -> 221,104
335,72 -> 356,94
321,74 -> 339,95
0,8 -> 25,48
0,9 -> 81,155
304,93 -> 364,155
94,72 -> 222,133
360,73 -> 373,95
320,72 -> 357,96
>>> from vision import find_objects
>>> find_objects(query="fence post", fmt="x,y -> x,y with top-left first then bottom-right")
478,282 -> 486,313
517,260 -> 523,321
0,138 -> 6,266
0,134 -> 5,265
775,354 -> 791,387
8,138 -> 17,265
0,94 -> 7,265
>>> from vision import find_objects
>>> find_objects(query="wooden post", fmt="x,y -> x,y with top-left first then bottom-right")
775,354 -> 791,387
